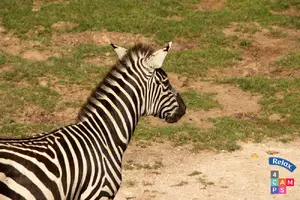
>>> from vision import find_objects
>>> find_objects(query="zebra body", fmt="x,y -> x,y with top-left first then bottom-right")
0,42 -> 186,200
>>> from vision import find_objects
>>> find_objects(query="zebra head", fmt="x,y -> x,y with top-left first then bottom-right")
111,42 -> 186,123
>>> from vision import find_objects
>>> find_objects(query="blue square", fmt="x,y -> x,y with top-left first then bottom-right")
271,186 -> 278,194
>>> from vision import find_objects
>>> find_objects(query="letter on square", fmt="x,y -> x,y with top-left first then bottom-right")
279,186 -> 286,194
271,178 -> 278,186
279,178 -> 286,186
286,178 -> 294,186
271,170 -> 279,178
271,186 -> 278,194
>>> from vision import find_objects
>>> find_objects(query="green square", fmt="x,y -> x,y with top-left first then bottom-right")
271,178 -> 278,186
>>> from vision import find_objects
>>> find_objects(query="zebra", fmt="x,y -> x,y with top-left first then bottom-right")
0,42 -> 186,200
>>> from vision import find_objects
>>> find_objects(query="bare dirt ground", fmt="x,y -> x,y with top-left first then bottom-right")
115,140 -> 300,200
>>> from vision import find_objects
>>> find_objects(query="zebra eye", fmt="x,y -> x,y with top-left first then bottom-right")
155,80 -> 160,85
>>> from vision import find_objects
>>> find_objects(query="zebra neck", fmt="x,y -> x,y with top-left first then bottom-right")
78,67 -> 147,152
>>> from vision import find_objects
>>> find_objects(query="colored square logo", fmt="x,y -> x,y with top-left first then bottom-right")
271,170 -> 279,178
271,186 -> 278,194
271,178 -> 278,186
279,186 -> 286,194
269,157 -> 296,194
286,178 -> 294,186
279,178 -> 286,186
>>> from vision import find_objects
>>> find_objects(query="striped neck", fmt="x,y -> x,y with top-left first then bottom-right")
77,62 -> 150,151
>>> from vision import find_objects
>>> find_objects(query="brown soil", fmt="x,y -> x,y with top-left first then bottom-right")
17,104 -> 55,125
21,49 -> 54,61
51,21 -> 79,31
270,7 -> 300,17
32,0 -> 69,12
169,38 -> 201,51
52,83 -> 91,124
52,30 -> 154,48
84,54 -> 115,66
115,140 -> 300,200
0,65 -> 12,73
268,113 -> 290,122
16,101 -> 79,126
13,77 -> 90,126
17,104 -> 80,126
209,23 -> 300,78
0,20 -> 61,61
192,0 -> 225,11
52,83 -> 90,104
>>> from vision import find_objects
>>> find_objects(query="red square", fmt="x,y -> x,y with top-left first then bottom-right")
286,178 -> 294,186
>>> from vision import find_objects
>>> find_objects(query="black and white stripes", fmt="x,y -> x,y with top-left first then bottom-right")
0,42 -> 186,200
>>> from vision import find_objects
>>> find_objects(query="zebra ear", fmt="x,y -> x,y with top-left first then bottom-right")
110,43 -> 128,59
147,42 -> 172,69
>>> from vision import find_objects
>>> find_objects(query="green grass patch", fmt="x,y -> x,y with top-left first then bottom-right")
1,0 -> 299,43
217,77 -> 300,95
268,0 -> 300,11
1,55 -> 110,85
274,52 -> 300,69
268,28 -> 288,38
261,93 -> 300,126
165,47 -> 240,77
73,44 -> 113,59
199,117 -> 297,151
0,51 -> 22,65
135,116 -> 298,152
0,118 -> 56,138
181,91 -> 219,110
233,23 -> 261,34
0,82 -> 60,117
217,77 -> 277,95
239,40 -> 253,48
0,52 -> 6,65
218,77 -> 300,130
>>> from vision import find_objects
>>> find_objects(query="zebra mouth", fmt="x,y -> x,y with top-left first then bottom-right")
165,94 -> 186,123
165,112 -> 184,123
165,115 -> 180,123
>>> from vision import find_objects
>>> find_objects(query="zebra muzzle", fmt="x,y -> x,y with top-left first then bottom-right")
165,94 -> 186,123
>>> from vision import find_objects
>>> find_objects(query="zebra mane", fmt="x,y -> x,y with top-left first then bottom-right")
121,43 -> 155,61
77,43 -> 155,121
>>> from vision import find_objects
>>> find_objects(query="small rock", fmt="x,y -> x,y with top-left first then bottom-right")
268,113 -> 282,122
39,80 -> 48,87
266,150 -> 279,155
242,70 -> 251,77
